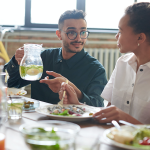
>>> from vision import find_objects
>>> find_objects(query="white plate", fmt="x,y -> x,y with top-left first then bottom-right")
101,125 -> 150,150
35,104 -> 100,122
7,88 -> 27,96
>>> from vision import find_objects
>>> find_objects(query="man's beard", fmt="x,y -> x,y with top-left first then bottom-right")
63,41 -> 84,53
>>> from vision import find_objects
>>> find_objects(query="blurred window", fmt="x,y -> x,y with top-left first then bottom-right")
85,0 -> 134,29
31,0 -> 76,24
0,0 -> 25,26
0,0 -> 150,30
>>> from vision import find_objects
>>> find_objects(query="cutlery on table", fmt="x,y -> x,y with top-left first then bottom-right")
111,120 -> 121,130
58,79 -> 68,107
119,120 -> 140,129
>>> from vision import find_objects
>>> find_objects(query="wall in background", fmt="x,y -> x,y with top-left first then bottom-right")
2,31 -> 118,59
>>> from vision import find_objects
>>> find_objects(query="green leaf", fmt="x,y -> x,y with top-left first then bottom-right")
58,110 -> 69,116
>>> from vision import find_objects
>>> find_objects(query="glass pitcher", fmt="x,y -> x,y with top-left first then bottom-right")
19,44 -> 43,81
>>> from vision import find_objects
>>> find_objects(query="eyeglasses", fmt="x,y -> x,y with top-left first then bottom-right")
61,30 -> 90,40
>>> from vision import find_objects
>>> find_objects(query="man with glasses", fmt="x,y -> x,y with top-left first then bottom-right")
4,10 -> 107,107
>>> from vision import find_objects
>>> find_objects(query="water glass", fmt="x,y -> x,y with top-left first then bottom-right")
0,132 -> 5,150
7,97 -> 24,119
20,120 -> 80,150
75,134 -> 100,150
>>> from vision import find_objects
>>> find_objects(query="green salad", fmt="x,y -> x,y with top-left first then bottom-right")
25,127 -> 69,150
132,128 -> 150,149
52,110 -> 71,116
48,105 -> 86,117
107,126 -> 150,149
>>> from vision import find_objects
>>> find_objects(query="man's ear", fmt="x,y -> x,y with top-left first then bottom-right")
138,33 -> 147,44
56,30 -> 62,40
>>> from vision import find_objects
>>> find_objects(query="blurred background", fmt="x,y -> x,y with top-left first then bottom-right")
0,0 -> 149,98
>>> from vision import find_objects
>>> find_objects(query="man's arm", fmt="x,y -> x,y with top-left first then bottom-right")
40,67 -> 107,107
4,56 -> 30,88
79,67 -> 107,107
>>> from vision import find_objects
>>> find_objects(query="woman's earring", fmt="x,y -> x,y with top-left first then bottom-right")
138,43 -> 140,46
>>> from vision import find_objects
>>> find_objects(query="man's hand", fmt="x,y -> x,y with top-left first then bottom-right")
15,47 -> 24,65
40,71 -> 67,93
40,71 -> 83,100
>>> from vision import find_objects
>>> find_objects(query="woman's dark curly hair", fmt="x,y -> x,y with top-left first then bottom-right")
125,2 -> 150,42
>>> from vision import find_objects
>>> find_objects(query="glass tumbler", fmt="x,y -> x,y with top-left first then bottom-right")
20,120 -> 80,150
7,96 -> 24,119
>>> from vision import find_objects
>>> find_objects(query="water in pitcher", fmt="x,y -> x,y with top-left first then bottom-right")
20,65 -> 43,81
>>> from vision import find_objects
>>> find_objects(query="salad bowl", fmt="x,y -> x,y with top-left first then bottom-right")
19,120 -> 80,150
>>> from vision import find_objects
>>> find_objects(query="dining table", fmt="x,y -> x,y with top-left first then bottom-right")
4,96 -> 128,150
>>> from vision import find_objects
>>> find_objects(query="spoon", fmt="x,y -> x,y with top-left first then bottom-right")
119,120 -> 150,131
119,120 -> 140,129
111,120 -> 121,130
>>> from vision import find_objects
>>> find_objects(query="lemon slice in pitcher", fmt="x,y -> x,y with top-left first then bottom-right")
38,67 -> 43,73
26,68 -> 40,76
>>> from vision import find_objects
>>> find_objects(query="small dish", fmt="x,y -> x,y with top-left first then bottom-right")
7,88 -> 27,96
23,99 -> 40,112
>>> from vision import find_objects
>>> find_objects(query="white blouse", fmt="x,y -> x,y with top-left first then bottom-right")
101,53 -> 150,124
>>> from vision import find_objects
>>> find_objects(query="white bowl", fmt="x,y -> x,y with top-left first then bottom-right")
7,88 -> 27,96
19,120 -> 80,150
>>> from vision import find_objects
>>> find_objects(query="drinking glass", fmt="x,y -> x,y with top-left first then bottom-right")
0,66 -> 8,123
20,120 -> 80,150
7,97 -> 24,119
0,124 -> 5,150
75,134 -> 100,150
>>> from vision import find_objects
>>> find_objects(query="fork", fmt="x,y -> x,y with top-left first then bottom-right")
58,79 -> 68,107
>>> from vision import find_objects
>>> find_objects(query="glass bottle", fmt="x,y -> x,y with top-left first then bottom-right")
19,44 -> 43,81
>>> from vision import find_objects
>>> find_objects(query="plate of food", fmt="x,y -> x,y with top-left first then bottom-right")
35,104 -> 100,122
101,125 -> 150,150
7,88 -> 27,96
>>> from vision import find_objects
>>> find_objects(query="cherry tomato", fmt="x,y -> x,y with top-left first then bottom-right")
139,137 -> 150,145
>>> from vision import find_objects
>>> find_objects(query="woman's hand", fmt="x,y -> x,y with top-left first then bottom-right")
93,105 -> 123,123
59,82 -> 82,105
93,105 -> 142,124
